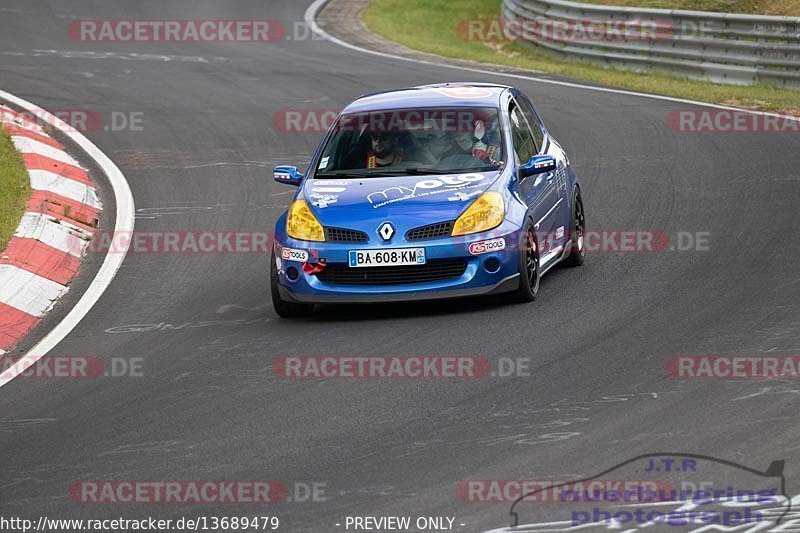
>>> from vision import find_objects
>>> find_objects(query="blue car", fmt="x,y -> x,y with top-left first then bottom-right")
270,83 -> 585,317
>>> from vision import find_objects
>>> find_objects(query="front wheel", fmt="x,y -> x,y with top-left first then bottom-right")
511,225 -> 540,303
563,189 -> 586,267
270,252 -> 313,318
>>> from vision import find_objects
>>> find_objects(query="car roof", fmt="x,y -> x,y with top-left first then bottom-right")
342,83 -> 510,114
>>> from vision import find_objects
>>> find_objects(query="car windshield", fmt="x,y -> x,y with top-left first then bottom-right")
314,106 -> 504,177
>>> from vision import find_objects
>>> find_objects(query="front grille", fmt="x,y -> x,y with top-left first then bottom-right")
405,221 -> 454,241
315,259 -> 467,286
326,227 -> 368,243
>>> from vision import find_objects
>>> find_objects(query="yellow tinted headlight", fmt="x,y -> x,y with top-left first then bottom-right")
286,200 -> 325,242
452,192 -> 504,237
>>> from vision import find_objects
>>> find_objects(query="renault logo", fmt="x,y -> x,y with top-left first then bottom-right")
378,222 -> 395,241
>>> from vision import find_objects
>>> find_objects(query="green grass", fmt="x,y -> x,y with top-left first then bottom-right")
362,0 -> 800,112
578,0 -> 800,16
0,126 -> 30,251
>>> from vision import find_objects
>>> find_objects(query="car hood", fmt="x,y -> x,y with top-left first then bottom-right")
301,171 -> 501,230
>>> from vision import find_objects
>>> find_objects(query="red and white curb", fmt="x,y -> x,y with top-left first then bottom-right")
0,91 -> 134,387
0,105 -> 101,354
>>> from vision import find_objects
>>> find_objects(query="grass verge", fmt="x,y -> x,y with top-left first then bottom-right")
361,0 -> 800,112
0,125 -> 30,251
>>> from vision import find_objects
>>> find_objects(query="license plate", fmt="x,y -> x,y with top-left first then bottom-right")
348,248 -> 426,268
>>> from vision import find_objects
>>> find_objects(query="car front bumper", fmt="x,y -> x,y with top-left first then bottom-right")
274,224 -> 523,304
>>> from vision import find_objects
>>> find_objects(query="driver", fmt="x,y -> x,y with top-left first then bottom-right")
366,131 -> 403,168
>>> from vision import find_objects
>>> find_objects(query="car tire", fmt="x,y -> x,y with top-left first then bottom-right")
270,252 -> 314,318
563,188 -> 586,267
511,224 -> 540,303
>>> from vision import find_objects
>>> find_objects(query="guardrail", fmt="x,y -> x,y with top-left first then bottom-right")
500,0 -> 800,89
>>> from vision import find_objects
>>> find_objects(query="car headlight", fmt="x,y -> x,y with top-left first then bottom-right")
452,192 -> 504,236
286,200 -> 325,242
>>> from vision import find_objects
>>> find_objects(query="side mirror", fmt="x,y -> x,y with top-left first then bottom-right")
274,165 -> 305,186
519,155 -> 556,178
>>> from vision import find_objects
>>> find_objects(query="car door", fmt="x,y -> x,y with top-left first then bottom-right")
508,100 -> 561,261
515,95 -> 569,258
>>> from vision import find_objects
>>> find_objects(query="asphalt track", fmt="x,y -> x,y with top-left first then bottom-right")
1,1 -> 799,531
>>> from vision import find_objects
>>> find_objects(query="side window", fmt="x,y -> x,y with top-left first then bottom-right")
508,104 -> 536,164
516,97 -> 545,153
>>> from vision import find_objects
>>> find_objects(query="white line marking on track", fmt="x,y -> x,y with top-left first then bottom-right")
305,0 -> 800,122
2,49 -> 222,63
0,89 -> 135,388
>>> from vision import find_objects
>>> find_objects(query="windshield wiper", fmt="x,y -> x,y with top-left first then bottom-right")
316,166 -> 500,179
315,171 -> 367,178
438,166 -> 501,173
364,168 -> 464,176
316,169 -> 440,179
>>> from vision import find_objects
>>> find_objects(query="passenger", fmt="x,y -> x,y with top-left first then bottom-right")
428,120 -> 502,167
470,119 -> 501,164
423,131 -> 472,163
